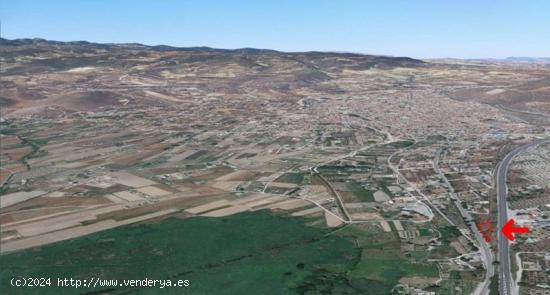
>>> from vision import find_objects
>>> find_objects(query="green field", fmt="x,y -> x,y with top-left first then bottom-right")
387,140 -> 414,148
338,224 -> 440,293
0,212 -> 366,294
347,180 -> 375,202
275,172 -> 305,184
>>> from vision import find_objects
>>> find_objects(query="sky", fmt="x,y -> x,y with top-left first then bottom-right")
1,0 -> 549,59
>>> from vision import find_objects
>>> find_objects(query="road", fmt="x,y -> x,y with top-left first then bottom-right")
313,173 -> 351,222
433,145 -> 494,295
310,143 -> 383,223
387,149 -> 445,224
309,135 -> 397,223
496,138 -> 550,295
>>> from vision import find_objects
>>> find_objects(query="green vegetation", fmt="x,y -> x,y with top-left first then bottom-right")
0,209 -> 471,294
317,164 -> 353,176
434,276 -> 478,295
337,224 -> 439,293
264,186 -> 292,194
438,225 -> 461,243
353,253 -> 438,285
0,126 -> 18,135
11,136 -> 50,171
27,149 -> 48,159
0,174 -> 14,195
388,140 -> 414,148
428,226 -> 461,259
0,212 -> 365,294
276,172 -> 304,184
347,180 -> 374,202
418,228 -> 433,237
29,138 -> 50,146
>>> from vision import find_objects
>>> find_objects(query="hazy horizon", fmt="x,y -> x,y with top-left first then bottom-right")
1,0 -> 550,59
4,36 -> 550,61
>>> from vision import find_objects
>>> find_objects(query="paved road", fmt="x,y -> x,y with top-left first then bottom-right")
496,139 -> 550,295
434,145 -> 494,295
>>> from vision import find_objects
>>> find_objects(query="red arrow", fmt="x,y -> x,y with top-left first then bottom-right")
501,219 -> 529,241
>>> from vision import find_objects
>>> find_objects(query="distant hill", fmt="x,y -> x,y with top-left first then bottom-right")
504,57 -> 550,64
427,56 -> 550,66
0,37 -> 428,114
0,37 -> 425,69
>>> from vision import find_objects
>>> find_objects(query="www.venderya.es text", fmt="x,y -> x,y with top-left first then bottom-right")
10,277 -> 190,289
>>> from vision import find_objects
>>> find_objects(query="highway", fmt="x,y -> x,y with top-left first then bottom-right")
496,139 -> 550,295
